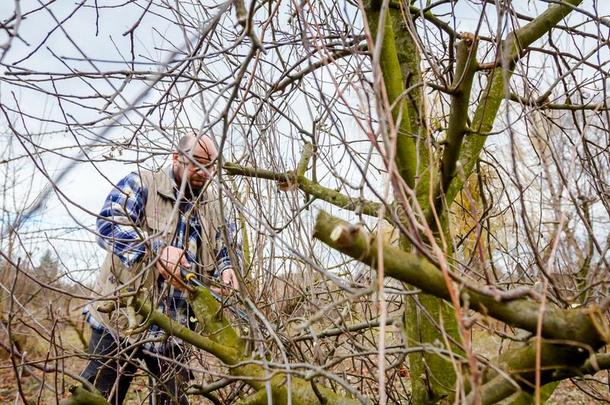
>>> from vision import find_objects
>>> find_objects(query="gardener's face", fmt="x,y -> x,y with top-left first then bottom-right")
173,136 -> 218,191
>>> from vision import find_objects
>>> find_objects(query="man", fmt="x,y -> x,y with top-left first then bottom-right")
81,134 -> 239,404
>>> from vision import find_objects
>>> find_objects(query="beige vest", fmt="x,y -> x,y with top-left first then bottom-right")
88,167 -> 223,335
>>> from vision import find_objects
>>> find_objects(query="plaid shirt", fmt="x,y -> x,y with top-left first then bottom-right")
84,170 -> 236,351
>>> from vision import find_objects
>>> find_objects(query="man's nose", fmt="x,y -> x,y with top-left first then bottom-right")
191,165 -> 205,174
192,167 -> 214,179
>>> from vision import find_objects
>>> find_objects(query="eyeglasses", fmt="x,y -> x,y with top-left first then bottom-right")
180,157 -> 216,174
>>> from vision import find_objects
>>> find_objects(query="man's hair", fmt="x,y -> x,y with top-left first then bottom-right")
177,134 -> 196,153
176,133 -> 214,154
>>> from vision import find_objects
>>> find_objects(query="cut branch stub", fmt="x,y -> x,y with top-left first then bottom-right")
296,142 -> 314,177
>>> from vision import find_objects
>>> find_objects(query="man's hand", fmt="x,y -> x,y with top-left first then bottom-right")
211,268 -> 239,296
156,246 -> 189,290
221,267 -> 239,290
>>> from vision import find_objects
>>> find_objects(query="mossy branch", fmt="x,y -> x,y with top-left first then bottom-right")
366,3 -> 417,188
296,142 -> 314,177
389,7 -> 433,205
133,294 -> 243,365
431,35 -> 479,220
495,351 -> 610,399
130,287 -> 363,404
233,389 -> 268,405
466,340 -> 590,404
313,211 -> 608,347
189,288 -> 247,353
60,386 -> 110,405
448,0 -> 583,205
224,162 -> 382,217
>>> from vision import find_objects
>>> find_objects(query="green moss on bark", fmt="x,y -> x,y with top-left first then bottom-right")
366,5 -> 417,188
448,0 -> 584,206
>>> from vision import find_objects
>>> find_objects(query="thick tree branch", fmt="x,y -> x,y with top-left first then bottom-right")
224,162 -> 382,217
313,211 -> 608,347
366,3 -> 417,188
296,142 -> 314,177
389,6 -> 435,207
430,35 -> 479,220
135,288 -> 361,404
134,295 -> 243,365
60,386 -> 110,405
448,0 -> 584,205
383,6 -> 459,402
467,339 -> 596,404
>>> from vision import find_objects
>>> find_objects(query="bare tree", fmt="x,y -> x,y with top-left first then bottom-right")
0,0 -> 609,404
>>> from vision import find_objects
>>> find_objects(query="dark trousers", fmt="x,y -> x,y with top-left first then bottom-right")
81,328 -> 190,405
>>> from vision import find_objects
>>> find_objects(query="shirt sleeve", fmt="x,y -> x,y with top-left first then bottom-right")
96,172 -> 161,267
213,222 -> 240,277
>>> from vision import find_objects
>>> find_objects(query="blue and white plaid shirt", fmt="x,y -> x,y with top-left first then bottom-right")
84,170 -> 236,350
